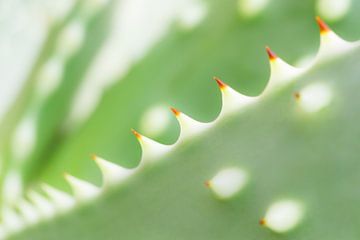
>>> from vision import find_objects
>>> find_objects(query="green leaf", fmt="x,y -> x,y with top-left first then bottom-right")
38,0 -> 360,189
10,31 -> 360,239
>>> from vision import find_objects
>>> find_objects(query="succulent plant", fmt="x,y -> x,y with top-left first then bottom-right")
1,0 -> 360,239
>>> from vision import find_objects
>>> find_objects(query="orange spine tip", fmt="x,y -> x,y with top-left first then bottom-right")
90,154 -> 97,161
170,107 -> 180,117
204,180 -> 211,188
293,92 -> 301,101
259,218 -> 266,226
265,46 -> 277,61
131,128 -> 142,139
213,77 -> 227,90
316,16 -> 330,34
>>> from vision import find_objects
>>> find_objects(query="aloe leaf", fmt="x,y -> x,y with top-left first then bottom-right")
37,0 -> 360,189
6,17 -> 360,240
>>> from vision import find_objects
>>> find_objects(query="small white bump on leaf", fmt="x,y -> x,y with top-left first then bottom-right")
206,167 -> 248,199
261,199 -> 304,233
295,82 -> 333,113
64,173 -> 100,201
93,155 -> 136,187
140,105 -> 171,137
316,0 -> 351,22
238,0 -> 270,18
65,86 -> 102,129
178,0 -> 207,29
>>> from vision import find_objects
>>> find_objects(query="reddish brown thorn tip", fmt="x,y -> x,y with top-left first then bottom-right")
131,128 -> 142,139
213,77 -> 227,90
170,107 -> 180,117
259,218 -> 266,226
316,16 -> 330,34
266,46 -> 277,61
204,180 -> 211,188
294,92 -> 301,101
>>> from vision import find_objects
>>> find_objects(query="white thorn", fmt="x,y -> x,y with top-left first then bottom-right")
317,31 -> 355,61
41,183 -> 75,211
171,108 -> 212,142
315,17 -> 356,61
57,19 -> 85,59
295,82 -> 333,113
92,155 -> 136,187
316,0 -> 351,22
17,199 -> 40,225
265,54 -> 304,91
65,86 -> 102,129
261,199 -> 304,233
28,190 -> 56,219
3,170 -> 23,204
220,86 -> 258,115
132,130 -> 173,165
238,0 -> 270,18
11,116 -> 37,162
215,78 -> 258,118
64,173 -> 100,201
2,207 -> 24,233
36,57 -> 64,98
206,167 -> 249,199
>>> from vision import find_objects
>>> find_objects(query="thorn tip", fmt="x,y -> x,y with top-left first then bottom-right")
259,218 -> 266,226
293,92 -> 301,101
204,180 -> 211,188
266,46 -> 277,61
316,16 -> 330,34
170,107 -> 180,117
131,128 -> 142,139
213,77 -> 227,90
